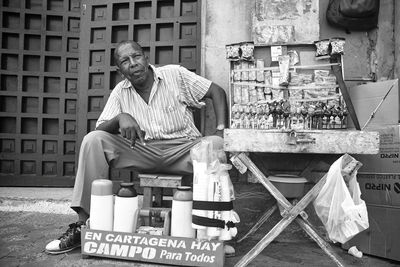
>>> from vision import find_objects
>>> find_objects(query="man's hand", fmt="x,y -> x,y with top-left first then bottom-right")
118,113 -> 146,148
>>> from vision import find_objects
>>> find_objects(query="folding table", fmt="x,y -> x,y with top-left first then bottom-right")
223,129 -> 379,267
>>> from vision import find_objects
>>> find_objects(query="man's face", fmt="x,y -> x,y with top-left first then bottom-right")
116,43 -> 149,85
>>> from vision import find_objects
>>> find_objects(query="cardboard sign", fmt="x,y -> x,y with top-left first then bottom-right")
349,79 -> 399,128
81,228 -> 224,267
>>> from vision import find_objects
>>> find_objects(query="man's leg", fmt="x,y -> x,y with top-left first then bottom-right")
71,130 -> 163,217
46,130 -> 163,254
161,135 -> 224,174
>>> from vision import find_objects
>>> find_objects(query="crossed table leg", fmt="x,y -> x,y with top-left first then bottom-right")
232,153 -> 361,267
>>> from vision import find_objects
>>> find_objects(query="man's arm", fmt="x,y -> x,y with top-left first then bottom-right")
96,113 -> 145,147
204,82 -> 228,131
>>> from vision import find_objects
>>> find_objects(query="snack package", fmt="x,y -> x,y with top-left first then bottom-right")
314,39 -> 330,57
256,59 -> 265,82
314,70 -> 330,84
271,88 -> 285,100
241,61 -> 249,81
272,70 -> 281,87
278,55 -> 290,86
299,73 -> 313,84
287,50 -> 299,66
264,70 -> 272,85
240,42 -> 254,60
233,61 -> 241,81
330,37 -> 345,55
289,89 -> 303,100
225,43 -> 241,60
249,86 -> 257,103
289,71 -> 302,86
233,84 -> 241,104
256,86 -> 265,101
304,88 -> 332,99
241,85 -> 250,104
248,62 -> 256,81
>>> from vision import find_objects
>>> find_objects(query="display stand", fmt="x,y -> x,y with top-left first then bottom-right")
224,45 -> 380,266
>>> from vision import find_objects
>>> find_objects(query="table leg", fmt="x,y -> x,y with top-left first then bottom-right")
237,204 -> 278,243
295,217 -> 345,267
234,211 -> 299,267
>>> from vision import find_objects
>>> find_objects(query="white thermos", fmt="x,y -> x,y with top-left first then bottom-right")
90,179 -> 114,231
113,182 -> 139,233
171,186 -> 195,238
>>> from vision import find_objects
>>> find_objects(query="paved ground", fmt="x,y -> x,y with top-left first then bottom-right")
0,185 -> 399,267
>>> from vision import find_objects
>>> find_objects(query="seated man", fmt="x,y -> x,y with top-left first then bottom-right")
45,40 -> 228,254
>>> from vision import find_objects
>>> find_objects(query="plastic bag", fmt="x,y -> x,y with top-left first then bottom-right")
313,155 -> 369,244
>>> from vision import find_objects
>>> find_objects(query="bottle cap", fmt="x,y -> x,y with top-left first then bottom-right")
91,179 -> 113,196
117,182 -> 137,197
177,186 -> 192,191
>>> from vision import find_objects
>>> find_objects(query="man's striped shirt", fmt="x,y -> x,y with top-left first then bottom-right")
96,64 -> 211,140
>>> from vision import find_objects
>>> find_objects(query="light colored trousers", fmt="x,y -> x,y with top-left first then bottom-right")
71,130 -> 223,214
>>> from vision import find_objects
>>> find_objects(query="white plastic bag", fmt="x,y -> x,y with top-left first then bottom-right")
313,155 -> 369,244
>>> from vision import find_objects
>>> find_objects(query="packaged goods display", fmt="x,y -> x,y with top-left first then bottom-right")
225,41 -> 255,61
314,38 -> 346,57
228,44 -> 347,130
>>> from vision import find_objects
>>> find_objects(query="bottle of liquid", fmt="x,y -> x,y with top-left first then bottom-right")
90,179 -> 113,231
113,182 -> 139,233
171,186 -> 195,238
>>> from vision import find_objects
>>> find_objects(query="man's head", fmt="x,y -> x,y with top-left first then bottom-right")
114,40 -> 151,86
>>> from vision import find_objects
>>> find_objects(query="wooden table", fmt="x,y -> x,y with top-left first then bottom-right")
224,129 -> 379,267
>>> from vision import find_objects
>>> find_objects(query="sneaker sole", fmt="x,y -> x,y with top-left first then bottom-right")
45,244 -> 81,255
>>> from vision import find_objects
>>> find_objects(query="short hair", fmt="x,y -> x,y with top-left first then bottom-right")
113,40 -> 144,65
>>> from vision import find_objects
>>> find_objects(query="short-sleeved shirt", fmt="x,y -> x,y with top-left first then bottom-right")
96,64 -> 212,140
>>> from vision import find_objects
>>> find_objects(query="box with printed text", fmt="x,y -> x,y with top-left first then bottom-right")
354,125 -> 400,207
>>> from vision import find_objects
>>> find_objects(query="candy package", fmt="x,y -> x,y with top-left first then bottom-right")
314,39 -> 330,57
330,37 -> 345,55
240,61 -> 249,81
240,42 -> 254,60
248,62 -> 256,81
256,59 -> 265,82
225,44 -> 241,59
278,55 -> 290,86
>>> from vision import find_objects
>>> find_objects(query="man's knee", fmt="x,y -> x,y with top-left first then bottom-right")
82,130 -> 110,146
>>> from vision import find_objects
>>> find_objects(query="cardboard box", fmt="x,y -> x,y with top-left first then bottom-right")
343,204 -> 400,262
355,125 -> 400,173
348,79 -> 399,128
354,125 -> 400,206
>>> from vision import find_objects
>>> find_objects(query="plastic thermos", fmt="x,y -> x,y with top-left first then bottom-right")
90,179 -> 113,231
113,182 -> 139,233
171,186 -> 195,238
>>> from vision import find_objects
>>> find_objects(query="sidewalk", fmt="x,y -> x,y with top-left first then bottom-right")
0,186 -> 399,267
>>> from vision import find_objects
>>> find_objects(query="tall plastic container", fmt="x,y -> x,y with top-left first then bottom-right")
90,179 -> 113,231
113,182 -> 139,233
171,186 -> 196,238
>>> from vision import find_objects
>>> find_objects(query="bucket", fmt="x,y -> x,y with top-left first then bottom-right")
268,174 -> 308,198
